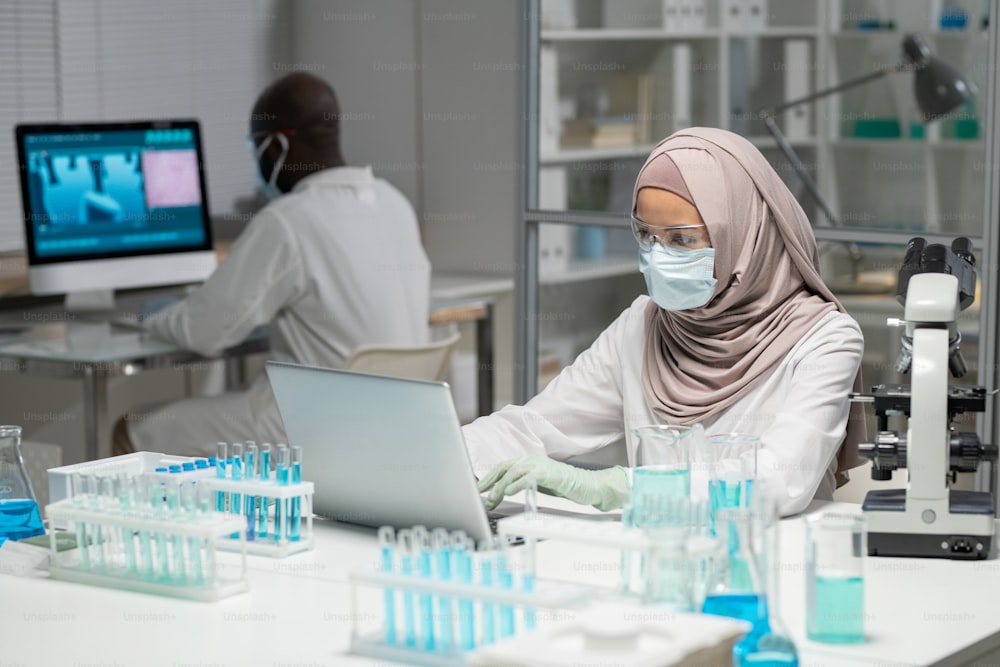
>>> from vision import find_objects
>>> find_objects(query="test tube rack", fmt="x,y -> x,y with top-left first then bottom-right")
46,497 -> 249,602
199,478 -> 315,558
348,567 -> 595,667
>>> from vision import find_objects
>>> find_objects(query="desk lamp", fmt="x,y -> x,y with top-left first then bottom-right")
760,34 -> 974,292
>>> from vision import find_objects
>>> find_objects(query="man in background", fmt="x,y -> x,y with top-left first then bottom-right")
113,72 -> 430,456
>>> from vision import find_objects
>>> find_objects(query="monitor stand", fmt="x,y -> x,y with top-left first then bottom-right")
64,289 -> 116,313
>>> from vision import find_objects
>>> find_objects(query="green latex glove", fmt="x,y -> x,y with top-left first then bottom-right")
477,454 -> 629,512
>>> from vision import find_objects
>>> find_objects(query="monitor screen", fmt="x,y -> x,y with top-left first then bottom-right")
16,119 -> 213,263
14,119 -> 217,301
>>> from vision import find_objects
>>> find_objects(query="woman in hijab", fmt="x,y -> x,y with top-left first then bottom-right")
470,128 -> 866,517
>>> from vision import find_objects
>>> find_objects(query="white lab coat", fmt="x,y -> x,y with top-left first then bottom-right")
129,166 -> 431,456
462,295 -> 864,517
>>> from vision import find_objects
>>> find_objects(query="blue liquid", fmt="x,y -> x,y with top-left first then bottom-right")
631,466 -> 689,523
741,651 -> 799,667
710,478 -> 753,511
0,499 -> 45,541
703,593 -> 773,662
808,576 -> 865,643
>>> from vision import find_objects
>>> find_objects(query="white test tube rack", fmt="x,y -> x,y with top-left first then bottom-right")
46,498 -> 249,602
348,565 -> 596,667
199,478 -> 315,558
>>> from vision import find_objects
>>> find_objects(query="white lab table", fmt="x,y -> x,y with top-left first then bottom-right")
4,503 -> 1000,666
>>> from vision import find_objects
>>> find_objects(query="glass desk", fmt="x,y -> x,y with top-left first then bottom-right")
0,295 -> 495,462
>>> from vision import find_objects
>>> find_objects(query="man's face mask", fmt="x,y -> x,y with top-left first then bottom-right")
251,132 -> 290,201
639,243 -> 717,311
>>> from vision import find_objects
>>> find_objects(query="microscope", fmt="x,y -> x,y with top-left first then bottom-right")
854,237 -> 996,560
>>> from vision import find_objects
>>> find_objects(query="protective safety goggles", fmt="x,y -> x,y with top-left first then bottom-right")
631,214 -> 710,251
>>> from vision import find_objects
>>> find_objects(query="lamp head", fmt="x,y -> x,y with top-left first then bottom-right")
902,34 -> 975,121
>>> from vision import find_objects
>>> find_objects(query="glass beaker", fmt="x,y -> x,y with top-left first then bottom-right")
706,432 -> 759,514
805,512 -> 866,644
702,493 -> 798,666
0,425 -> 45,543
629,424 -> 701,513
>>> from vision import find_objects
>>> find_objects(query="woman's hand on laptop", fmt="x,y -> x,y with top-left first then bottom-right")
477,455 -> 629,512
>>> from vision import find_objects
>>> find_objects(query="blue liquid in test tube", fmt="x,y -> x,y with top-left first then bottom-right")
398,529 -> 417,649
275,445 -> 289,543
258,444 -> 271,538
290,445 -> 302,541
454,533 -> 476,651
378,526 -> 397,646
497,539 -> 516,638
229,443 -> 244,539
215,442 -> 227,512
244,444 -> 257,541
479,541 -> 496,645
413,526 -> 435,651
431,528 -> 452,652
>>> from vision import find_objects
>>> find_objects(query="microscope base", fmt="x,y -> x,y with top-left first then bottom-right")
863,489 -> 995,560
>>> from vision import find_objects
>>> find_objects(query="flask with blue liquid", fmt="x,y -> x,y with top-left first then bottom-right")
0,425 -> 46,545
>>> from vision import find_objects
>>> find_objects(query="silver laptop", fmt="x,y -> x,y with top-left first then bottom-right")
265,361 -> 503,542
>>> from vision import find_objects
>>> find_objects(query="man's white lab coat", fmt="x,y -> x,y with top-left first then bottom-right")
130,166 -> 430,456
462,296 -> 863,517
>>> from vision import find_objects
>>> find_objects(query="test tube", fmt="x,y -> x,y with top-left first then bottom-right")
71,474 -> 90,570
523,480 -> 538,629
497,538 -> 515,639
258,443 -> 272,537
117,474 -> 136,573
453,532 -> 475,651
244,443 -> 257,541
166,479 -> 186,583
136,478 -> 154,580
215,442 -> 227,512
229,442 -> 244,539
398,529 -> 417,649
290,445 -> 302,542
431,528 -> 453,652
86,475 -> 105,571
275,445 -> 290,543
152,482 -> 170,581
181,482 -> 203,586
478,540 -> 496,646
378,526 -> 397,646
99,476 -> 121,572
413,526 -> 435,651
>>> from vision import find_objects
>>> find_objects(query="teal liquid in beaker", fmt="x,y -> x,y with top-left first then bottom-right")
808,576 -> 865,643
0,498 -> 45,541
710,478 -> 753,511
632,466 -> 690,504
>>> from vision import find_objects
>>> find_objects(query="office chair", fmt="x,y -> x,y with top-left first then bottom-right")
343,331 -> 461,382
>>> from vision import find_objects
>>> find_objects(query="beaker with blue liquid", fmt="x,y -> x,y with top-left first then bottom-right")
0,425 -> 46,545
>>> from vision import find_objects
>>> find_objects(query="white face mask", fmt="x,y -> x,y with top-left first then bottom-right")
639,243 -> 717,311
252,132 -> 289,201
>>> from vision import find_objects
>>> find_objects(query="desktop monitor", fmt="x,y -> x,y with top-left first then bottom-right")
14,119 -> 217,310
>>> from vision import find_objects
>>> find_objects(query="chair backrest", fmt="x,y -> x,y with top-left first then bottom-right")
343,331 -> 461,382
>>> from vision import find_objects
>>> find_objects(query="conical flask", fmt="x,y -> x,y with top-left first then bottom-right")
702,493 -> 798,666
0,425 -> 45,543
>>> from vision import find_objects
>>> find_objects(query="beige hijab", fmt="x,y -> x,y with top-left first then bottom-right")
636,128 -> 866,485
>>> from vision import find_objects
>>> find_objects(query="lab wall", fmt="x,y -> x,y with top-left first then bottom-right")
291,0 -> 523,407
